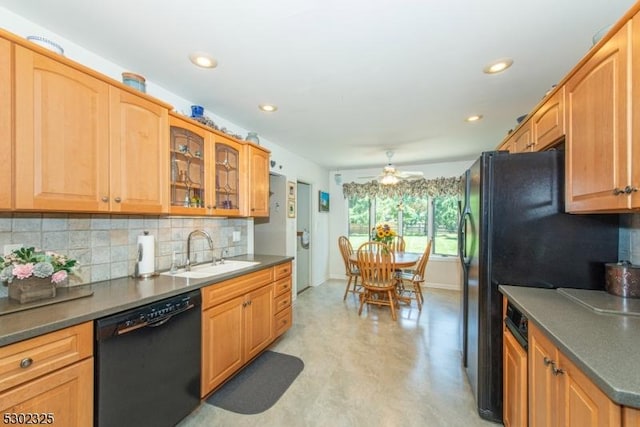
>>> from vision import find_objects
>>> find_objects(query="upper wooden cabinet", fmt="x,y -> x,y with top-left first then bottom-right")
13,44 -> 169,213
14,45 -> 111,212
631,11 -> 640,210
109,87 -> 169,214
499,88 -> 565,155
212,134 -> 244,216
0,38 -> 12,210
532,86 -> 565,151
499,120 -> 533,153
245,143 -> 270,217
169,114 -> 211,215
565,21 -> 630,212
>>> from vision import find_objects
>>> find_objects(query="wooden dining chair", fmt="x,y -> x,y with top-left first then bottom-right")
356,241 -> 399,320
399,239 -> 432,310
388,235 -> 406,252
339,236 -> 361,300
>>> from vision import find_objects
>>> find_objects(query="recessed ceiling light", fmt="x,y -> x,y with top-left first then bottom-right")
483,58 -> 513,74
189,52 -> 218,69
466,114 -> 483,122
259,104 -> 278,112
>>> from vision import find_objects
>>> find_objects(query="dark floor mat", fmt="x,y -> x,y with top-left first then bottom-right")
206,351 -> 304,414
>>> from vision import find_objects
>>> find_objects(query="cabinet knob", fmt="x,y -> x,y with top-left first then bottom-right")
552,365 -> 565,376
207,205 -> 213,209
624,186 -> 638,194
613,188 -> 625,195
543,357 -> 553,367
101,196 -> 109,202
114,197 -> 122,203
19,357 -> 33,369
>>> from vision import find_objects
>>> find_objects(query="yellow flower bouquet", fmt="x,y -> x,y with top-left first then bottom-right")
371,223 -> 397,246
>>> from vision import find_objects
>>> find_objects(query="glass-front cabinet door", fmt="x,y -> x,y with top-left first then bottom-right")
212,135 -> 244,216
169,114 -> 209,215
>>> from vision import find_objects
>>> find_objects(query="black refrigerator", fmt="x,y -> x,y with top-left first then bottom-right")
458,150 -> 619,423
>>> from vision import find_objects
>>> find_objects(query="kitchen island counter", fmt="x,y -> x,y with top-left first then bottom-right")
499,285 -> 640,408
0,254 -> 293,347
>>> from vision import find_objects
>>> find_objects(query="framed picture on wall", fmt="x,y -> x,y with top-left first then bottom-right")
287,199 -> 296,218
319,190 -> 330,212
287,181 -> 296,200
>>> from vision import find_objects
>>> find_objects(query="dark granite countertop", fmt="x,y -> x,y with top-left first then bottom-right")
0,255 -> 293,347
499,285 -> 640,408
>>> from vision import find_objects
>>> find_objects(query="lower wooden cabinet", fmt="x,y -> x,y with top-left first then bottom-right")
503,326 -> 527,427
201,262 -> 294,397
0,358 -> 93,427
274,276 -> 293,337
624,407 -> 640,426
0,322 -> 93,426
201,264 -> 295,397
528,323 -> 621,427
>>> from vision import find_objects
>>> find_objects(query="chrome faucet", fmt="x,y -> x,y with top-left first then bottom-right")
185,229 -> 214,271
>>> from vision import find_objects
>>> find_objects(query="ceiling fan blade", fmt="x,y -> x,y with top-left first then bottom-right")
397,171 -> 424,178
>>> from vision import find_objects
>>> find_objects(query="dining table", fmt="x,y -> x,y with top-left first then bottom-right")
349,251 -> 421,269
349,251 -> 421,305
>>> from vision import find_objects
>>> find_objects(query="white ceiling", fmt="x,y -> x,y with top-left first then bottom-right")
0,0 -> 635,171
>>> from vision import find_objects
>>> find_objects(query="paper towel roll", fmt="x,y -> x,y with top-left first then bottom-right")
137,233 -> 155,277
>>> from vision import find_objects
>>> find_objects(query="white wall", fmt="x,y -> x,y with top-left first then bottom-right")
254,175 -> 287,256
2,8 -> 331,288
329,159 -> 475,290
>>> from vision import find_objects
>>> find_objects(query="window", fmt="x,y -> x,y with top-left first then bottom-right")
348,197 -> 371,250
432,196 -> 459,256
347,194 -> 459,256
401,196 -> 429,253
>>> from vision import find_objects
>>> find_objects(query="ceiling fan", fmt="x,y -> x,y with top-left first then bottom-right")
360,151 -> 424,185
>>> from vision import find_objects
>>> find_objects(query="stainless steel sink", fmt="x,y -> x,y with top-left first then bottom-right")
161,260 -> 260,279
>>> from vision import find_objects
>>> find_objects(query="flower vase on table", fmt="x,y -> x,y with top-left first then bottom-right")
1,247 -> 77,304
371,223 -> 396,254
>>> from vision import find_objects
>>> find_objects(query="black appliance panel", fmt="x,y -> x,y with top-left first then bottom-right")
95,290 -> 202,427
459,150 -> 619,423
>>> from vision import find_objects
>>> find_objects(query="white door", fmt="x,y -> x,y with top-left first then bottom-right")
296,181 -> 311,293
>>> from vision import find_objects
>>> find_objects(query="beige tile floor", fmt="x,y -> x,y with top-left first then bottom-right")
178,279 -> 499,427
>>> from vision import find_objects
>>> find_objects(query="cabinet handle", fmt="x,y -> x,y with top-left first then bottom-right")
19,357 -> 33,369
613,188 -> 625,195
207,205 -> 213,209
101,196 -> 109,202
552,365 -> 565,376
624,186 -> 638,194
543,357 -> 553,367
114,197 -> 122,203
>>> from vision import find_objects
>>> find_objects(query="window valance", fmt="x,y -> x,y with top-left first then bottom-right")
342,176 -> 463,199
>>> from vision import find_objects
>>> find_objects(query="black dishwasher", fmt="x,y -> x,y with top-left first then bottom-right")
95,290 -> 201,427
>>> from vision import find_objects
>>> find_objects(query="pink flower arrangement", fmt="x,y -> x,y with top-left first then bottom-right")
51,270 -> 68,284
12,264 -> 35,280
0,247 -> 77,284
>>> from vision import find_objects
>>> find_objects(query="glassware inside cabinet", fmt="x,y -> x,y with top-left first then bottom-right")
215,143 -> 239,210
170,126 -> 205,208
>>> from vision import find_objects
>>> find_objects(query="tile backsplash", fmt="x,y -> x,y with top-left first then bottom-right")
0,213 -> 250,295
619,213 -> 640,263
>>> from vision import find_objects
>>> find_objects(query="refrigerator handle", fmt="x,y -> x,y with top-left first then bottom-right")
458,211 -> 471,267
